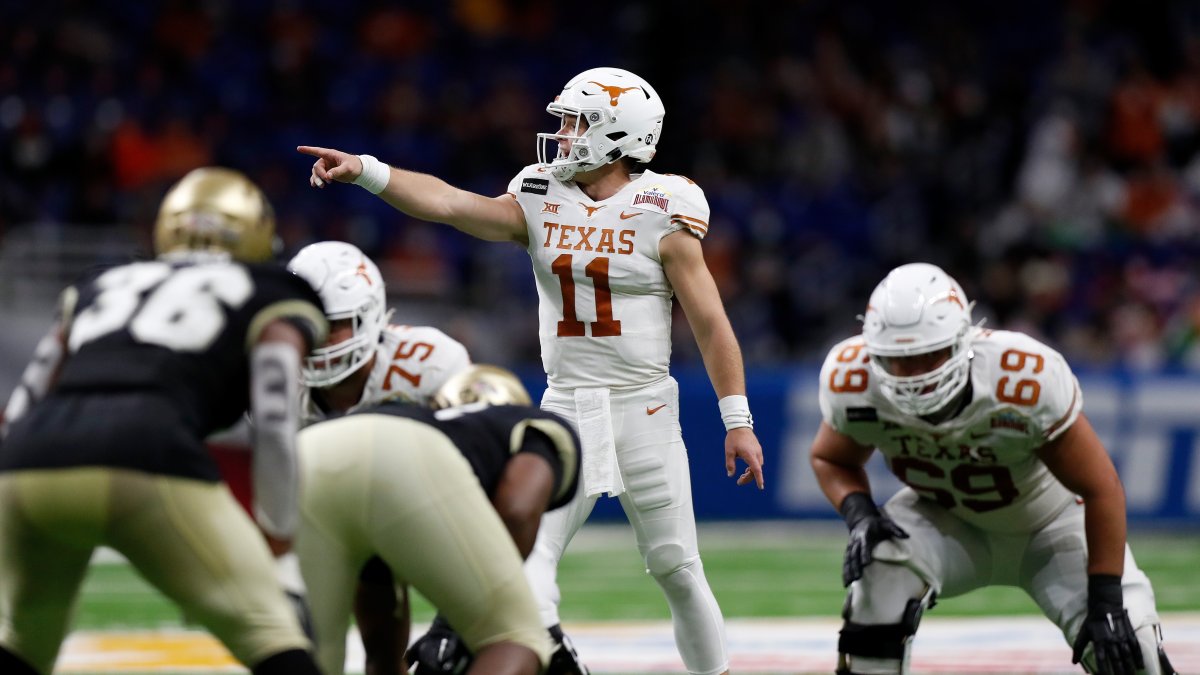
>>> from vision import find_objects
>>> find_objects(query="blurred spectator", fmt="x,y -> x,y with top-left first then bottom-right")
5,0 -> 1200,371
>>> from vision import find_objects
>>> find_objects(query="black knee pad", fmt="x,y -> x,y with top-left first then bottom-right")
901,590 -> 936,633
838,589 -> 936,661
838,621 -> 911,660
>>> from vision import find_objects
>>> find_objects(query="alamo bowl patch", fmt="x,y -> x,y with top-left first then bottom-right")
521,178 -> 550,195
630,187 -> 670,214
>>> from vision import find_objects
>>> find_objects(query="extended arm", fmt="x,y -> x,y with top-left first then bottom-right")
810,421 -> 908,586
492,453 -> 555,558
297,145 -> 529,244
249,318 -> 309,554
1036,413 -> 1127,576
661,230 -> 764,489
809,421 -> 876,511
1037,413 -> 1144,673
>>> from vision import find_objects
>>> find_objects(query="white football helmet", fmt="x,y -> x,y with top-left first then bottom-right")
861,263 -> 974,417
287,241 -> 391,387
537,67 -> 665,181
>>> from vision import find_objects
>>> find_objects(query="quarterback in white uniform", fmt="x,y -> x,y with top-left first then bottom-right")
810,263 -> 1177,675
298,66 -> 764,675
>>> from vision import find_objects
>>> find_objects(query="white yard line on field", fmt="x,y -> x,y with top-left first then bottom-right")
59,613 -> 1200,674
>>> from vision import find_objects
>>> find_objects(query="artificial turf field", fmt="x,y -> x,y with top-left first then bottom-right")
55,522 -> 1200,674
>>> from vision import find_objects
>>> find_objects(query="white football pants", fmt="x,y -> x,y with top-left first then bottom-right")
844,487 -> 1169,674
525,377 -> 730,675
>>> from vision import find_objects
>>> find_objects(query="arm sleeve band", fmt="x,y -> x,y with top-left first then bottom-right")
250,340 -> 303,539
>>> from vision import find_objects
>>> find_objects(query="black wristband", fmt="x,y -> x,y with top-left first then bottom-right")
1087,573 -> 1124,610
839,492 -> 881,530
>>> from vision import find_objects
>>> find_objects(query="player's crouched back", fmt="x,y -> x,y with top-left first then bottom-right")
294,365 -> 580,675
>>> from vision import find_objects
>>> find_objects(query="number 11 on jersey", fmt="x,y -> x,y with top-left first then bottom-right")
552,253 -> 622,337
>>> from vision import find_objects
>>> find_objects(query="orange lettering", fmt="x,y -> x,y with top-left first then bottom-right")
618,230 -> 635,255
597,229 -> 615,253
542,222 -> 559,248
556,224 -> 576,249
574,226 -> 596,251
837,343 -> 866,363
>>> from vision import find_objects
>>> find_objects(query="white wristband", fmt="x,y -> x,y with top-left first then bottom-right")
353,154 -> 391,194
718,394 -> 753,431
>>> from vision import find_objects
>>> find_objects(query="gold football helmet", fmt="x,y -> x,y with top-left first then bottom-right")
154,167 -> 276,263
431,365 -> 532,410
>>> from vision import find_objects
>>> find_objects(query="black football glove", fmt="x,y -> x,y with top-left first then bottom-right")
839,492 -> 909,587
406,614 -> 473,675
1071,574 -> 1144,675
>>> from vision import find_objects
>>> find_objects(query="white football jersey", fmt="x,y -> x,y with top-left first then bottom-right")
506,165 -> 709,390
818,328 -> 1084,534
304,324 -> 471,423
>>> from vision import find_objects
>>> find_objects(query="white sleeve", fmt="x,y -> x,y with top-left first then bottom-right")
816,338 -> 867,432
1035,352 -> 1083,442
417,336 -> 472,402
249,340 -> 303,540
667,181 -> 710,240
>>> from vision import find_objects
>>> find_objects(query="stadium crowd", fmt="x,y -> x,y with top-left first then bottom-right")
4,0 -> 1200,370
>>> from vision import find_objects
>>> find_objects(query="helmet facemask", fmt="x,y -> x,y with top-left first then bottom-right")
287,241 -> 390,388
869,341 -> 973,417
862,263 -> 976,418
302,301 -> 389,388
536,67 -> 664,181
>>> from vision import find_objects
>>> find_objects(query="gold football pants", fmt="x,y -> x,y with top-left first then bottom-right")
297,414 -> 552,675
0,468 -> 310,673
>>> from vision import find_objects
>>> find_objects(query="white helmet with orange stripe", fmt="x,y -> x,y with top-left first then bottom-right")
288,241 -> 391,388
537,67 -> 665,181
861,263 -> 975,416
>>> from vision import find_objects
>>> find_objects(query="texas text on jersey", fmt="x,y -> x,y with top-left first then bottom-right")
507,166 -> 709,391
0,260 -> 326,479
818,327 -> 1084,534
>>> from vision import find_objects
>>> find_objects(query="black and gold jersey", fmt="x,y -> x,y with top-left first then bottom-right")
355,402 -> 580,510
1,259 -> 325,479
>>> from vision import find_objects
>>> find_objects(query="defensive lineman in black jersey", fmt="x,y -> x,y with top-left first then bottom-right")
295,365 -> 580,675
0,168 -> 328,675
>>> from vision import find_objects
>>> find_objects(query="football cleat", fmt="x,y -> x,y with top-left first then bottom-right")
545,624 -> 590,675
